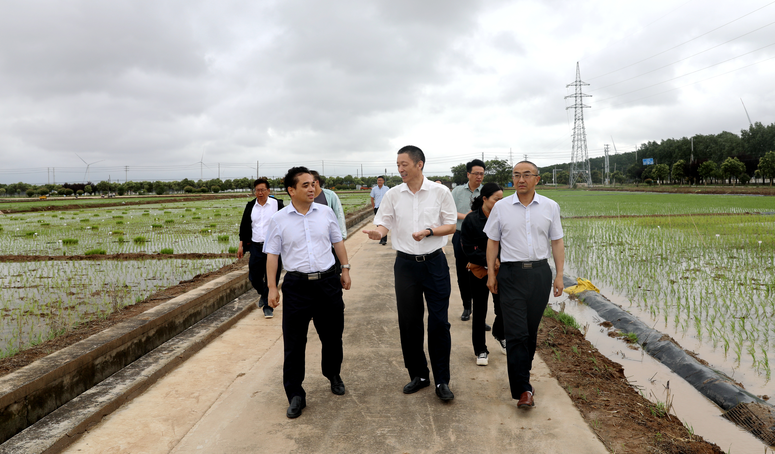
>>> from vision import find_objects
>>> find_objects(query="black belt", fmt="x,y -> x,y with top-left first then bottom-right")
286,266 -> 337,281
396,249 -> 443,262
505,259 -> 548,269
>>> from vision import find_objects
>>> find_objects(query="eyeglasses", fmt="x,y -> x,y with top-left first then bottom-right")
255,188 -> 269,193
513,173 -> 538,180
469,172 -> 485,177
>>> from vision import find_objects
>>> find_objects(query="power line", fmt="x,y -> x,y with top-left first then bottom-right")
596,41 -> 775,103
590,19 -> 775,92
587,0 -> 775,81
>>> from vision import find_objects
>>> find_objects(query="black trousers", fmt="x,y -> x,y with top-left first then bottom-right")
248,243 -> 282,301
468,271 -> 503,355
374,208 -> 387,243
281,272 -> 345,403
498,261 -> 552,398
452,231 -> 472,310
394,252 -> 452,385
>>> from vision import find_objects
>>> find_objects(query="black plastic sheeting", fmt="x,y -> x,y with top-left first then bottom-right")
562,275 -> 772,412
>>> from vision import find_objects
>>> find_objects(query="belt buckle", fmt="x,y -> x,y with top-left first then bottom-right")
415,255 -> 426,262
522,262 -> 533,269
309,272 -> 321,280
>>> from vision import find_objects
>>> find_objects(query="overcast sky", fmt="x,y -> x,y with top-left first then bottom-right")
1,0 -> 774,185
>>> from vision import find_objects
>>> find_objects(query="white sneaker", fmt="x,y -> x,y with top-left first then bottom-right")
476,352 -> 489,366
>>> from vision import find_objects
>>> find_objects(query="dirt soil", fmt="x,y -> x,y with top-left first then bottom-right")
0,193 -> 248,214
538,315 -> 723,454
586,186 -> 775,196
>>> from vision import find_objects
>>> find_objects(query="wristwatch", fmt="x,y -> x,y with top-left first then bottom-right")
426,228 -> 434,236
341,264 -> 351,269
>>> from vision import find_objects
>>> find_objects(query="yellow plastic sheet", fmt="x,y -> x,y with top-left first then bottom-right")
564,278 -> 600,295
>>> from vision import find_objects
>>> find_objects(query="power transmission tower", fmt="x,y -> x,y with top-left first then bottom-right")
565,62 -> 592,187
604,144 -> 610,185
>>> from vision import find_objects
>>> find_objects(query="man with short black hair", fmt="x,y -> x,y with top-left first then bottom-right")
484,160 -> 565,410
363,146 -> 458,402
238,178 -> 284,318
265,167 -> 352,419
451,159 -> 486,323
370,176 -> 390,245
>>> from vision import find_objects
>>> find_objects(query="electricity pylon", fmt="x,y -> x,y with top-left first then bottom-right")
565,62 -> 592,187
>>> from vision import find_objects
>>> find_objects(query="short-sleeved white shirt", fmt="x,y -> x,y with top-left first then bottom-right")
374,178 -> 457,255
370,185 -> 390,208
483,192 -> 563,262
263,202 -> 343,273
250,197 -> 280,243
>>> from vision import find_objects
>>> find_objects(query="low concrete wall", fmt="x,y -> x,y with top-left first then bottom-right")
0,267 -> 251,444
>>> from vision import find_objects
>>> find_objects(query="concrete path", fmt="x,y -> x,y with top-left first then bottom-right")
64,221 -> 608,454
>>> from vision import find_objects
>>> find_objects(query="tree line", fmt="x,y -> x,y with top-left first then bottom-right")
538,122 -> 775,186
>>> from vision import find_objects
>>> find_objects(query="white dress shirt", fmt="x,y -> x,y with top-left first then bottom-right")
374,178 -> 457,255
483,192 -> 564,262
263,202 -> 343,273
251,197 -> 280,243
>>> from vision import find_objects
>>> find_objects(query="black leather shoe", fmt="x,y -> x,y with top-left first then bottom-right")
461,309 -> 471,321
330,375 -> 345,395
286,395 -> 306,419
403,377 -> 430,394
484,323 -> 491,331
435,383 -> 455,401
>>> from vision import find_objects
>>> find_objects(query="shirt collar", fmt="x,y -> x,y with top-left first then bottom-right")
288,201 -> 318,215
511,192 -> 541,206
399,178 -> 431,193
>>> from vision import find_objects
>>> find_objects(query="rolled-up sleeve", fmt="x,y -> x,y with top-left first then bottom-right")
374,190 -> 394,230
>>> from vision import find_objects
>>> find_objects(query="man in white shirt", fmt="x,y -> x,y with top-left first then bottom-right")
484,161 -> 565,410
363,146 -> 458,402
237,178 -> 284,318
370,176 -> 390,245
264,166 -> 352,419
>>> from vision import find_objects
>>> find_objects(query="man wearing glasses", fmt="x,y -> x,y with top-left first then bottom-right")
238,178 -> 285,318
484,161 -> 565,410
451,159 -> 487,324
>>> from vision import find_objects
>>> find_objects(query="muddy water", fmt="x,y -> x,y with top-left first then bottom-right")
548,282 -> 769,452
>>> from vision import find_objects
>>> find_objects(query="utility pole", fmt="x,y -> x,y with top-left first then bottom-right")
523,154 -> 528,162
47,167 -> 50,185
53,168 -> 56,185
509,148 -> 513,166
482,152 -> 484,162
604,144 -> 610,185
565,62 -> 592,188
256,161 -> 259,179
125,166 -> 128,182
218,163 -> 220,180
553,168 -> 557,186
322,160 -> 325,175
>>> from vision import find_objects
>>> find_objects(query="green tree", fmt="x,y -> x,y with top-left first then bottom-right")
739,173 -> 751,185
757,150 -> 775,186
652,164 -> 669,184
450,164 -> 467,185
153,181 -> 168,195
720,157 -> 746,186
671,160 -> 686,185
556,171 -> 569,185
84,185 -> 93,194
0,188 -> 5,196
697,161 -> 717,185
211,185 -> 221,193
26,188 -> 35,197
116,184 -> 126,196
484,159 -> 511,186
611,171 -> 624,186
540,172 -> 552,184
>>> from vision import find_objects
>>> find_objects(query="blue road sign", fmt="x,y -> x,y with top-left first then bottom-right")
642,158 -> 654,165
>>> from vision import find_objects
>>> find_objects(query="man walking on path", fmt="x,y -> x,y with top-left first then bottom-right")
484,161 -> 565,410
363,145 -> 458,402
370,176 -> 390,245
237,178 -> 285,319
265,167 -> 352,419
451,159 -> 485,323
310,170 -> 347,240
